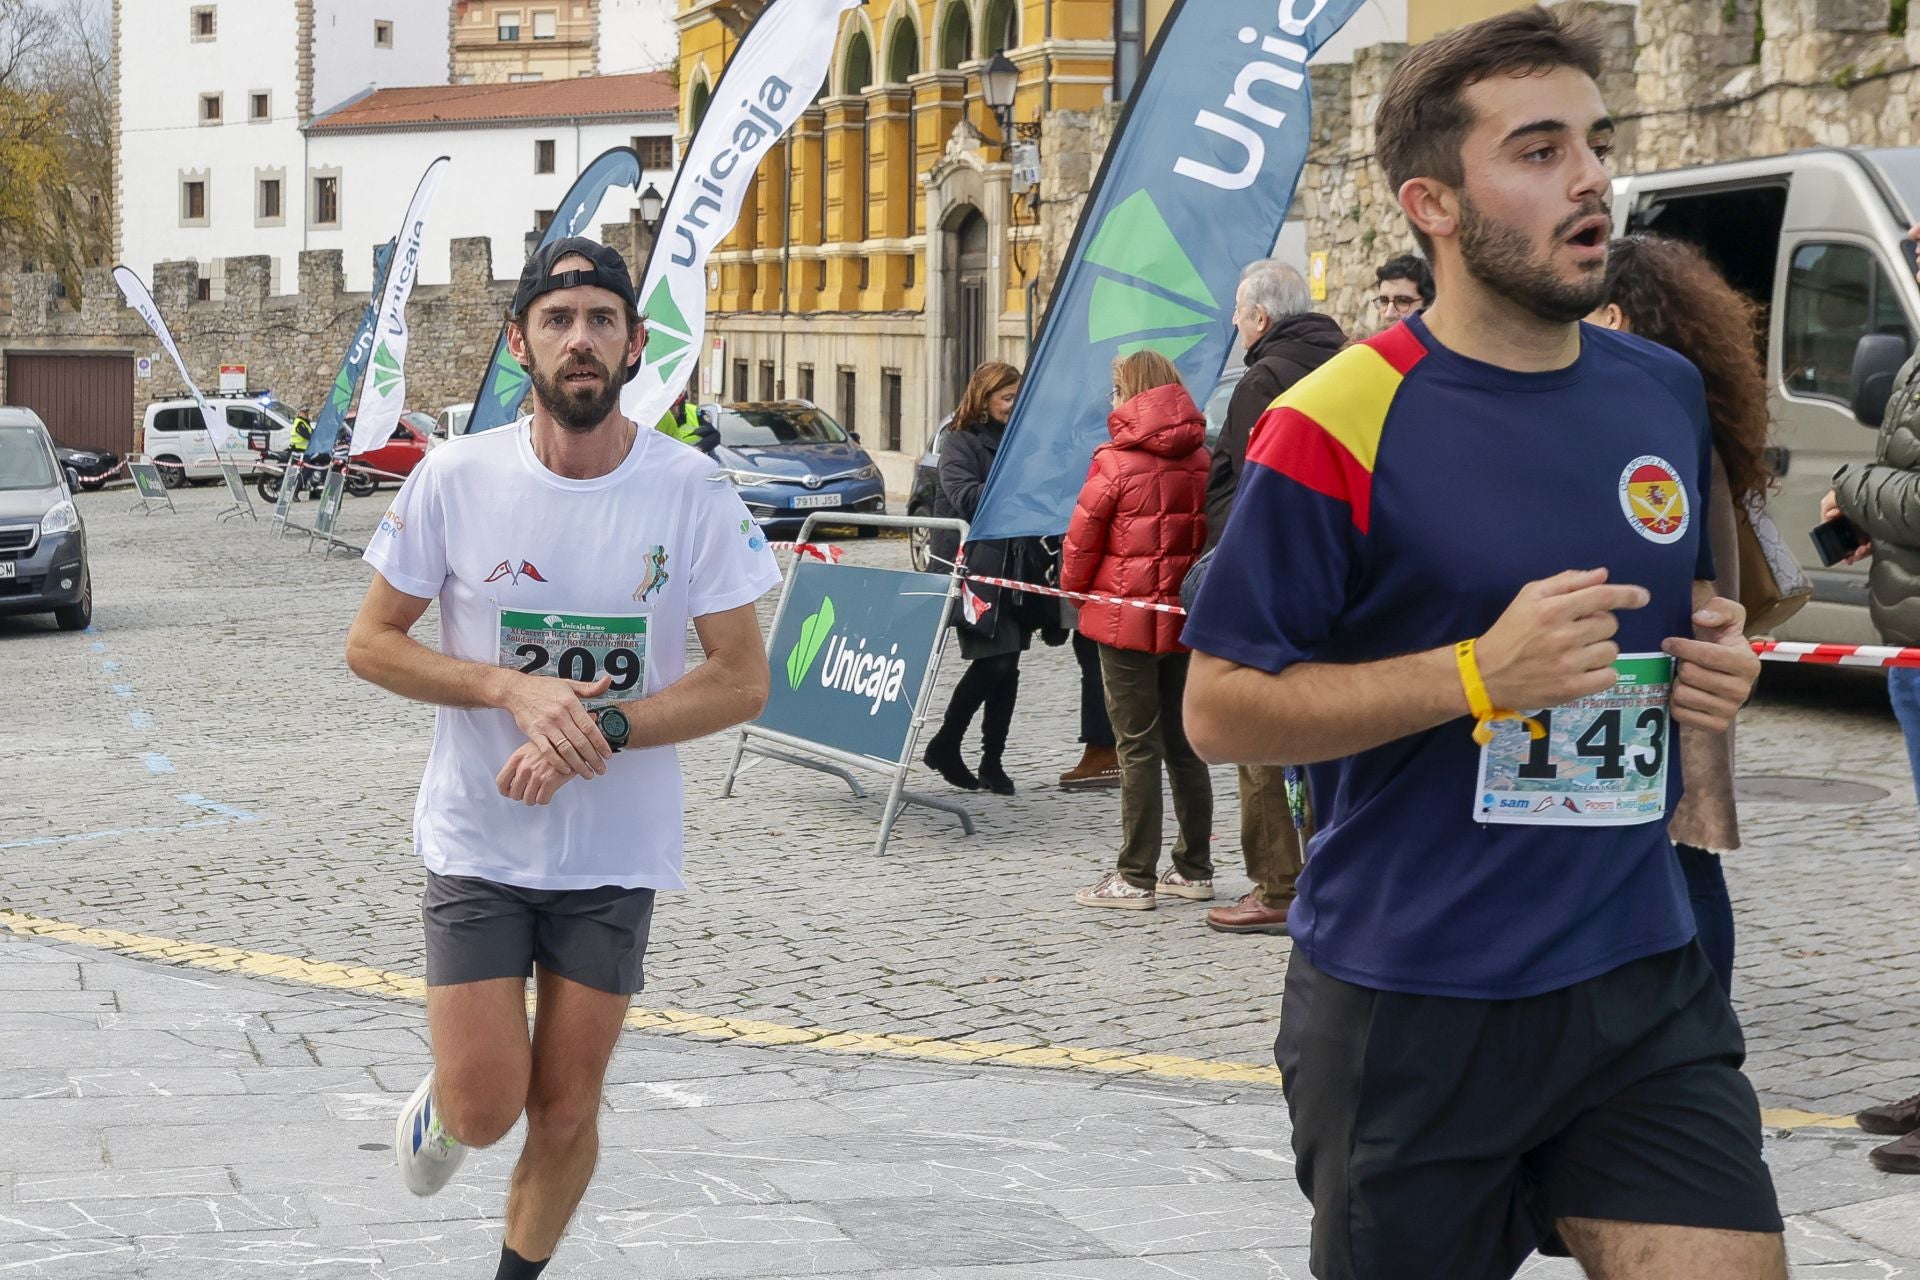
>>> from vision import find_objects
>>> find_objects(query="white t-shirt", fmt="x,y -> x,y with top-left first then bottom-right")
362,418 -> 782,890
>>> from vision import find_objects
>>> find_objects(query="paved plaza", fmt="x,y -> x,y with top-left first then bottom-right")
3,483 -> 1920,1276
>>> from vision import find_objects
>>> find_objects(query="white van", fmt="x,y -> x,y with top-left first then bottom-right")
435,402 -> 473,439
1612,146 -> 1920,643
138,395 -> 301,486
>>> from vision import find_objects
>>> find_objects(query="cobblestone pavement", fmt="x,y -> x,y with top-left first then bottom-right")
1,927 -> 1916,1279
4,485 -> 1920,1263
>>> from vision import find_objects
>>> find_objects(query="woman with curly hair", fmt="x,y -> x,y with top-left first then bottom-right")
1588,233 -> 1774,997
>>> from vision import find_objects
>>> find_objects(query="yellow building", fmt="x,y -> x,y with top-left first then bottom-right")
676,0 -> 1523,461
454,0 -> 598,83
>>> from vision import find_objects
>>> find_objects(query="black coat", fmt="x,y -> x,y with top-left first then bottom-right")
1204,312 -> 1348,550
929,418 -> 1051,639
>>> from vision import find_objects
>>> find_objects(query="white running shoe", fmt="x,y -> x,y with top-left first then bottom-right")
396,1071 -> 467,1196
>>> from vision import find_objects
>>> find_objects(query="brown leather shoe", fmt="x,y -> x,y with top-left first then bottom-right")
1206,891 -> 1290,935
1870,1129 -> 1920,1174
1858,1090 -> 1920,1136
1059,744 -> 1120,791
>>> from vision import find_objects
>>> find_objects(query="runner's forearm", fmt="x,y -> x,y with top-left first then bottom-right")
1185,647 -> 1470,765
616,648 -> 768,751
346,620 -> 515,712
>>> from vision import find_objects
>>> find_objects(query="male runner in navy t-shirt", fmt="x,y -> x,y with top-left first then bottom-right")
1183,9 -> 1783,1280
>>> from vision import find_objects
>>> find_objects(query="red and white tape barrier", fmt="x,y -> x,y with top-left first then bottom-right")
766,541 -> 845,563
1750,640 -> 1920,669
957,572 -> 1187,615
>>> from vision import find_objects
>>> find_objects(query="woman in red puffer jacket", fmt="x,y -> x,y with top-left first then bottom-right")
1062,350 -> 1213,911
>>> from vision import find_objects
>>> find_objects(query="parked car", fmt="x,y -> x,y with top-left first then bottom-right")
0,406 -> 91,630
1611,145 -> 1920,642
1201,366 -> 1243,453
907,416 -> 951,573
140,394 -> 300,486
342,409 -> 435,482
436,402 -> 473,439
54,443 -> 120,491
710,400 -> 886,539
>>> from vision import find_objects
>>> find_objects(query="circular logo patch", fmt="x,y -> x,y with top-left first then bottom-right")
1617,455 -> 1690,544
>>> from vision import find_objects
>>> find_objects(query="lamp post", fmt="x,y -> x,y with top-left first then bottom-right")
635,180 -> 666,266
979,52 -> 1019,151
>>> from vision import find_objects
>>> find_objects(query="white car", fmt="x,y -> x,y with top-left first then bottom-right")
139,395 -> 301,486
435,402 -> 473,439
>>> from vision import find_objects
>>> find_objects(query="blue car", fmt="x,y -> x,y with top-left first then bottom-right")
708,400 -> 887,539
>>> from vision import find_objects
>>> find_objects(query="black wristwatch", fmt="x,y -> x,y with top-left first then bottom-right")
596,706 -> 630,753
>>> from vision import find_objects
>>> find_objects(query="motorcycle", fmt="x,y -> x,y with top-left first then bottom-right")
255,447 -> 376,503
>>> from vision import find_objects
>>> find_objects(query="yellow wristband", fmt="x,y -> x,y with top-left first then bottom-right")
1456,638 -> 1547,746
1455,639 -> 1495,721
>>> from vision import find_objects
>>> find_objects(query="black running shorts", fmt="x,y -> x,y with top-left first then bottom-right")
1274,943 -> 1782,1280
422,872 -> 656,996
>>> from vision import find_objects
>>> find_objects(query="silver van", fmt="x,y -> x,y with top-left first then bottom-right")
1612,147 -> 1920,643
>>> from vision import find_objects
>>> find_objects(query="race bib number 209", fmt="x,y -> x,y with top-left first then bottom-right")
1473,654 -> 1674,827
497,609 -> 648,711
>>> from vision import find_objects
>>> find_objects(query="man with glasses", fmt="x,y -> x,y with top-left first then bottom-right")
1373,253 -> 1435,329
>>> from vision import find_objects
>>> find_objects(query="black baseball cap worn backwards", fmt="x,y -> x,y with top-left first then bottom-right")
512,236 -> 642,382
512,236 -> 638,316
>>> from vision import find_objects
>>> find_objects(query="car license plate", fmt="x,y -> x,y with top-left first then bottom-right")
0,561 -> 15,579
792,493 -> 842,509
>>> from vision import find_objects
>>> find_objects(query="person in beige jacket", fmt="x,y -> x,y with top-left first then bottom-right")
1588,234 -> 1775,999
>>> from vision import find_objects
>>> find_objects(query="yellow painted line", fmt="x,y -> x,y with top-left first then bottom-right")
0,910 -> 1863,1129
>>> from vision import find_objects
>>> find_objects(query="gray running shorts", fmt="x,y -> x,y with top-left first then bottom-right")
422,872 -> 656,995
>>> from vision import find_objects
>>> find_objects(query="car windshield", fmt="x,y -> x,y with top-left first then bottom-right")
259,399 -> 301,424
716,405 -> 850,447
1864,149 -> 1920,224
402,411 -> 435,434
0,426 -> 56,490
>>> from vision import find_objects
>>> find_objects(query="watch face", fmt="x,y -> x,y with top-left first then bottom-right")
600,707 -> 630,741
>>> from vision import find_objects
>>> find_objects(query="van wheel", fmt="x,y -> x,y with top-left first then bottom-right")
53,572 -> 91,631
155,457 -> 186,488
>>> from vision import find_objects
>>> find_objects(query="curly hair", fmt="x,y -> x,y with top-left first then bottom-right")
1598,235 -> 1772,505
952,361 -> 1022,434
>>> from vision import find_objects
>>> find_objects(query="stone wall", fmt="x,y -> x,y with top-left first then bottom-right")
1300,0 -> 1920,337
0,237 -> 517,444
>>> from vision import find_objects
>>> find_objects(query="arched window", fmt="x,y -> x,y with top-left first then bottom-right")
886,15 -> 920,84
938,2 -> 972,68
688,75 -> 711,131
843,28 -> 874,94
983,0 -> 1017,55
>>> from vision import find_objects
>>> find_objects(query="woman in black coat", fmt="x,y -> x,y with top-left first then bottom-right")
924,361 -> 1050,795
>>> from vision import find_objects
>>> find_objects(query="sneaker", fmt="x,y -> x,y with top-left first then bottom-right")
1075,870 -> 1155,910
396,1071 -> 467,1196
1156,867 -> 1215,901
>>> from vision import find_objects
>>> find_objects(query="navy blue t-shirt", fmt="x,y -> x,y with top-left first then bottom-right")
1183,313 -> 1714,999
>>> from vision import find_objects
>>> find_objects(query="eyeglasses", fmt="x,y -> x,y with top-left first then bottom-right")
1109,386 -> 1124,404
1372,295 -> 1420,315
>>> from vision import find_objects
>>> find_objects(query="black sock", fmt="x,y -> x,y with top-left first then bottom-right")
495,1245 -> 550,1280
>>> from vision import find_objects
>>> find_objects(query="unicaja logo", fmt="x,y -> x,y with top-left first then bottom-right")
1082,190 -> 1219,362
784,596 -> 908,716
1173,0 -> 1329,192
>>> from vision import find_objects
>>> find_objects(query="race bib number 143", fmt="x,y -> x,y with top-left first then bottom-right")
497,609 -> 648,711
1472,653 -> 1674,827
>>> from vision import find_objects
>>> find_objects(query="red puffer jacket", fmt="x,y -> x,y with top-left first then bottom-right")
1061,383 -> 1210,653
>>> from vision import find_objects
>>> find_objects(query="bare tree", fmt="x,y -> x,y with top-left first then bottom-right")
0,0 -> 109,299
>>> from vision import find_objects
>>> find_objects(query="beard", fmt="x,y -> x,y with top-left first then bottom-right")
527,348 -> 624,432
1457,193 -> 1611,325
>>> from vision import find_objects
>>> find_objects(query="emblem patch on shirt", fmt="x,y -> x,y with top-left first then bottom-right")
632,545 -> 670,602
485,560 -> 548,586
1617,456 -> 1690,544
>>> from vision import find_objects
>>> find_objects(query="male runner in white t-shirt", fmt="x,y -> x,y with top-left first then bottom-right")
346,237 -> 781,1280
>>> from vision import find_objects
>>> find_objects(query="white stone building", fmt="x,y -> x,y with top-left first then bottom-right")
303,75 -> 678,291
113,0 -> 453,296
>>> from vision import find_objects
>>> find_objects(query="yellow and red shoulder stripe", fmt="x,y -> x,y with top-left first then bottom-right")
1244,324 -> 1427,534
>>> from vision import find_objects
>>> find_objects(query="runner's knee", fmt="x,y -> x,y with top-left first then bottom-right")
523,1084 -> 600,1143
434,1066 -> 527,1147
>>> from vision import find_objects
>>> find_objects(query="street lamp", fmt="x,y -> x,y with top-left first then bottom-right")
638,181 -> 665,231
980,52 -> 1019,146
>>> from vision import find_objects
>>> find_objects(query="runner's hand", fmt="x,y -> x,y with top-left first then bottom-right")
496,741 -> 574,806
503,672 -> 613,779
1664,597 -> 1759,733
1474,568 -> 1649,710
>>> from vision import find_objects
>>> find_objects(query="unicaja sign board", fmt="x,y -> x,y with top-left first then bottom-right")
969,0 -> 1365,541
621,0 -> 857,429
